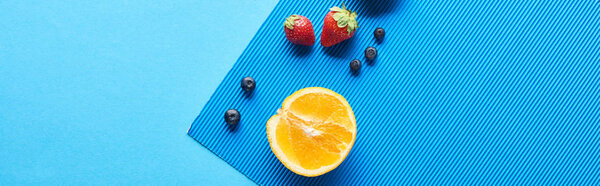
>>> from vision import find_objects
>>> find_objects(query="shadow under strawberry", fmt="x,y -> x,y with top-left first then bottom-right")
285,42 -> 313,57
322,38 -> 356,58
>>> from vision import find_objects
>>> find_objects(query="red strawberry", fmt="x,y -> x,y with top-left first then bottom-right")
284,15 -> 315,46
321,5 -> 358,47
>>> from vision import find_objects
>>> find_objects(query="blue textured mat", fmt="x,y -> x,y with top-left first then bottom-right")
189,0 -> 599,185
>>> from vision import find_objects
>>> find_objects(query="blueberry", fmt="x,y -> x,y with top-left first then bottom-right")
350,59 -> 362,71
365,47 -> 378,61
374,27 -> 385,40
241,77 -> 255,92
224,109 -> 241,126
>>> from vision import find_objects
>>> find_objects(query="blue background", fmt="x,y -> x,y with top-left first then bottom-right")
0,0 -> 278,184
187,0 -> 599,185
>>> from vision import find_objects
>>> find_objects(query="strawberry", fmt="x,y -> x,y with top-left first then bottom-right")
284,15 -> 315,46
321,5 -> 358,47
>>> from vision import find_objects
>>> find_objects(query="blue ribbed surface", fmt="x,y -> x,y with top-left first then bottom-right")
189,0 -> 599,185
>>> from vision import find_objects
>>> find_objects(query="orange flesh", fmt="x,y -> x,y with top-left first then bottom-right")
272,91 -> 355,171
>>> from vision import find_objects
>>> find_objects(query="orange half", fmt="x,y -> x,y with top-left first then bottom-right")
267,87 -> 357,177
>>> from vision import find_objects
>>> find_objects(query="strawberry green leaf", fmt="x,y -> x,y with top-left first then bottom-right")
284,15 -> 300,30
332,13 -> 345,21
330,5 -> 358,35
330,6 -> 345,13
338,19 -> 348,27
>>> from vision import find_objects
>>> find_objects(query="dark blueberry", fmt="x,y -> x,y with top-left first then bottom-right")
374,27 -> 385,40
224,109 -> 241,126
241,77 -> 255,92
365,47 -> 378,61
350,59 -> 362,71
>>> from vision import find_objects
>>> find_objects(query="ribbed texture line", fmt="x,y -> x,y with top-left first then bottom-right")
188,0 -> 600,185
